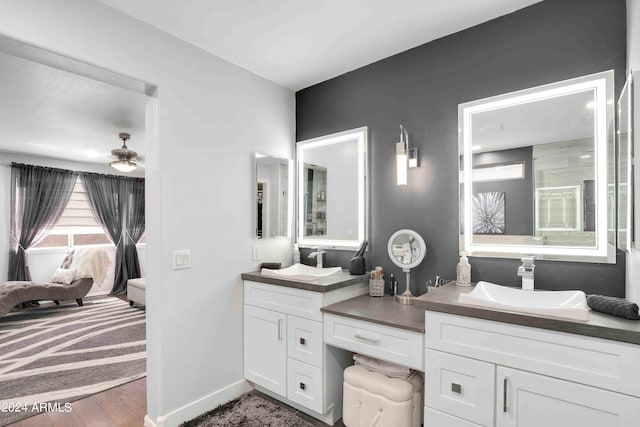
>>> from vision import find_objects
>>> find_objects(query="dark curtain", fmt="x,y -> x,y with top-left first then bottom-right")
124,178 -> 145,281
81,172 -> 145,294
9,163 -> 77,281
81,173 -> 128,294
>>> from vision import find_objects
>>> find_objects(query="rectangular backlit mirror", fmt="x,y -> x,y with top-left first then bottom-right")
617,73 -> 633,251
459,70 -> 615,263
296,127 -> 368,249
254,153 -> 293,239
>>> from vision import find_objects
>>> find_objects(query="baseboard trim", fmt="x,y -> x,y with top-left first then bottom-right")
144,379 -> 253,427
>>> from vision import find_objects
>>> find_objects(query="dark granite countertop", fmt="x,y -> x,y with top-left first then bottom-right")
415,283 -> 640,345
321,295 -> 425,333
241,269 -> 368,292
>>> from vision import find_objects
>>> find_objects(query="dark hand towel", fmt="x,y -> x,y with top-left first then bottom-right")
586,295 -> 640,320
260,262 -> 282,270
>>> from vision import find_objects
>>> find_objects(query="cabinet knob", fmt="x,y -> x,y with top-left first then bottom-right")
300,382 -> 306,391
451,383 -> 462,394
299,337 -> 306,345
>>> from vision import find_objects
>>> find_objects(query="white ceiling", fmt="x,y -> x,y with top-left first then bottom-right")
97,0 -> 542,90
0,51 -> 147,166
0,0 -> 543,165
472,91 -> 596,153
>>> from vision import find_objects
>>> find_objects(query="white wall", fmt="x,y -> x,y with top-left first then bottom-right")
626,0 -> 640,303
0,2 -> 295,426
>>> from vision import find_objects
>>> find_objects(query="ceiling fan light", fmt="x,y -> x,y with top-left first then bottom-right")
110,159 -> 138,173
109,132 -> 139,173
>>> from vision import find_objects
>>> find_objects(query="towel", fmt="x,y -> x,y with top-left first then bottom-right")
586,295 -> 640,320
353,354 -> 412,379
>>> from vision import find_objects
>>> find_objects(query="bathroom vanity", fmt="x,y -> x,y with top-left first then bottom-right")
242,269 -> 640,426
416,284 -> 640,427
321,295 -> 425,370
241,270 -> 368,425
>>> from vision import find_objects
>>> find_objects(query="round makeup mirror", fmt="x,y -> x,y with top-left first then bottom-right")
387,229 -> 426,304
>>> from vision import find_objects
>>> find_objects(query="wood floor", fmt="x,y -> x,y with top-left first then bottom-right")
5,378 -> 147,427
6,378 -> 348,427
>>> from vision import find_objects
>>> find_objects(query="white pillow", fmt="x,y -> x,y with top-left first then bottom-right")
50,268 -> 79,285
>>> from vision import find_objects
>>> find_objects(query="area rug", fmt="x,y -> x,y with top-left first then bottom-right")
0,296 -> 146,426
182,393 -> 314,427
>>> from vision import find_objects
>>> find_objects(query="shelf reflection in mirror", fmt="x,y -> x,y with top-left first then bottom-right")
459,70 -> 615,263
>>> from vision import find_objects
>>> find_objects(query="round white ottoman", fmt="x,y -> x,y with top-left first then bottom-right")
342,365 -> 423,427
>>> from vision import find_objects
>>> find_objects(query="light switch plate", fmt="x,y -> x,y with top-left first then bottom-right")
252,245 -> 261,261
172,250 -> 191,270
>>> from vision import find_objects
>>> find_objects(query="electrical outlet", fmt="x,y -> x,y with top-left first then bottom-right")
253,245 -> 261,261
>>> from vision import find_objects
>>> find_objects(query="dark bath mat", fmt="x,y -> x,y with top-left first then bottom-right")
181,393 -> 314,427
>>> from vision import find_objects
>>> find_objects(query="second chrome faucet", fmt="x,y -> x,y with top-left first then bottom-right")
308,247 -> 326,268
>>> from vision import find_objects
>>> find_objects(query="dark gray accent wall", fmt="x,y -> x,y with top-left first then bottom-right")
472,147 -> 533,235
296,0 -> 627,297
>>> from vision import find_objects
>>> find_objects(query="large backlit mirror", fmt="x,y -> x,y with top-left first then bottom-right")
459,70 -> 615,263
254,153 -> 293,239
296,127 -> 368,249
617,73 -> 633,251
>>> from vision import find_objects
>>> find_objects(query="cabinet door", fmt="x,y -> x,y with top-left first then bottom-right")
244,305 -> 287,396
497,367 -> 640,427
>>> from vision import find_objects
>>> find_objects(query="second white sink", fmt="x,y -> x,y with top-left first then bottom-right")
458,281 -> 589,321
260,263 -> 342,283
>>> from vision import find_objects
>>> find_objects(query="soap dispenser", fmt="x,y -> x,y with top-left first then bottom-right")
456,251 -> 471,286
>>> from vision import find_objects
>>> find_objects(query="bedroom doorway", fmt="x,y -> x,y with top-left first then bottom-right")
0,35 -> 157,426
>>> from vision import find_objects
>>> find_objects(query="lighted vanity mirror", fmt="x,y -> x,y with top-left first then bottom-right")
254,153 -> 293,239
459,70 -> 615,263
297,127 -> 368,249
617,73 -> 633,251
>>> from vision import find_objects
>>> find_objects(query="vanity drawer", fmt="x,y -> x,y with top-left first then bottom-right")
244,281 -> 323,321
287,358 -> 324,414
424,407 -> 483,427
425,312 -> 640,397
287,315 -> 323,368
324,313 -> 424,370
425,349 -> 495,426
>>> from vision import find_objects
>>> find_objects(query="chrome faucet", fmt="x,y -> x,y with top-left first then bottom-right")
308,247 -> 326,268
517,256 -> 535,290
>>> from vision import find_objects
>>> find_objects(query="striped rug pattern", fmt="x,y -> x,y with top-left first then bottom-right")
0,296 -> 146,426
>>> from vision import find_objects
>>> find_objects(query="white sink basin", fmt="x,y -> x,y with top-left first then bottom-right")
458,281 -> 589,321
260,264 -> 342,283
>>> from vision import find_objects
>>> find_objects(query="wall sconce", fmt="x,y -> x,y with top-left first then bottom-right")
396,125 -> 418,185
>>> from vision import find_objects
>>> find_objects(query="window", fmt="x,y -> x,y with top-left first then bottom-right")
32,177 -> 111,249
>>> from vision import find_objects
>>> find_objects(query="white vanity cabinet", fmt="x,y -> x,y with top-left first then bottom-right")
424,312 -> 640,427
243,279 -> 366,425
495,366 -> 640,427
244,304 -> 288,396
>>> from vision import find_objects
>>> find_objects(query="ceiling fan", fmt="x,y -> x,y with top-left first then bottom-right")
110,132 -> 138,173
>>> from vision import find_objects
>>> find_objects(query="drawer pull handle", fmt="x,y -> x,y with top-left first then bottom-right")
503,377 -> 508,413
300,382 -> 306,391
300,337 -> 306,346
451,383 -> 462,394
277,319 -> 282,341
354,333 -> 380,344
